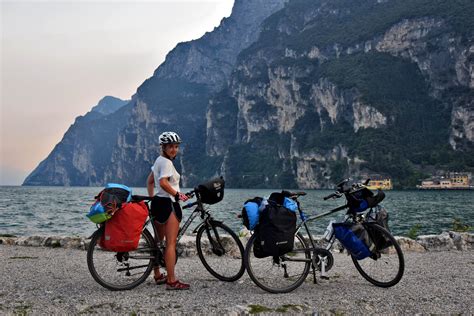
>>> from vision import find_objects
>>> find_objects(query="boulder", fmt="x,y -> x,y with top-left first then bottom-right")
24,236 -> 46,247
43,236 -> 63,248
460,232 -> 474,250
449,231 -> 474,250
395,237 -> 426,252
416,232 -> 456,251
0,237 -> 17,245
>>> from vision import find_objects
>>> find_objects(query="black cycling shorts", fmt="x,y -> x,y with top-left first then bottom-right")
150,196 -> 183,224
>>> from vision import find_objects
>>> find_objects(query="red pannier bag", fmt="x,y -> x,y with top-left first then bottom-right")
99,201 -> 149,252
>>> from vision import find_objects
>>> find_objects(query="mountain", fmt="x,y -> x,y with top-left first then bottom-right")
90,96 -> 129,115
23,0 -> 288,186
206,0 -> 474,188
24,0 -> 474,189
23,96 -> 131,186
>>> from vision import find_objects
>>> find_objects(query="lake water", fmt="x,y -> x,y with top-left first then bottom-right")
0,186 -> 472,238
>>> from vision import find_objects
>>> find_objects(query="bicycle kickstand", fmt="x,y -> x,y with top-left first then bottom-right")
311,258 -> 318,284
320,257 -> 329,280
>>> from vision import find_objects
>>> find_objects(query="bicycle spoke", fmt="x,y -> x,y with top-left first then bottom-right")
244,233 -> 311,293
196,222 -> 245,282
352,224 -> 404,287
87,228 -> 156,291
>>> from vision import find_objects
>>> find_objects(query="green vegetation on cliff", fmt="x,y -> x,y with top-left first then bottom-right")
227,0 -> 474,189
254,0 -> 474,53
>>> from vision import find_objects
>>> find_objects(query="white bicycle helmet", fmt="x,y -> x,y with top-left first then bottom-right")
159,131 -> 182,145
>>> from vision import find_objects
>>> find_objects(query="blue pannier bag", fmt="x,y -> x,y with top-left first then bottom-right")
283,197 -> 297,212
333,223 -> 375,260
241,197 -> 263,230
87,183 -> 133,224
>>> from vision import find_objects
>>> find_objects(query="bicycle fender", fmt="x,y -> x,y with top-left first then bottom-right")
192,220 -> 223,234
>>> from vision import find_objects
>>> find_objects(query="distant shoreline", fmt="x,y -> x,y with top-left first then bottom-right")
3,185 -> 474,191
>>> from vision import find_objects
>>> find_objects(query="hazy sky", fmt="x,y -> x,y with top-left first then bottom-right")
1,0 -> 234,185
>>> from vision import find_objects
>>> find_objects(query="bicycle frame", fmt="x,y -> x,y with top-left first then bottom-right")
294,201 -> 348,252
141,198 -> 217,247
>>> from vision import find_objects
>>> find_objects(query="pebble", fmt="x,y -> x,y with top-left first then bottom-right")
0,245 -> 473,314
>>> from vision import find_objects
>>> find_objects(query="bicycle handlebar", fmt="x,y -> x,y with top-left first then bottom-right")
282,190 -> 307,198
182,201 -> 198,210
323,178 -> 372,200
184,190 -> 195,198
323,193 -> 338,200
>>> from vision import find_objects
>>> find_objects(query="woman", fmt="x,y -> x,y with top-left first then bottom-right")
146,131 -> 190,290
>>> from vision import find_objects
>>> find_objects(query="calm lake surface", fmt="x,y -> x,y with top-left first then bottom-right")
0,186 -> 472,237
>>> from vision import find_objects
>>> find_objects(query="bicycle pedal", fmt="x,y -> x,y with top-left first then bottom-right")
320,276 -> 329,280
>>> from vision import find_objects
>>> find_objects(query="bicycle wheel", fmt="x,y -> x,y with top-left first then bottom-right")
87,227 -> 156,291
244,232 -> 311,293
196,221 -> 245,282
351,223 -> 404,287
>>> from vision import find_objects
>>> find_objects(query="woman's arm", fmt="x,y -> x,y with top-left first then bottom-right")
159,177 -> 177,196
159,178 -> 189,202
147,172 -> 155,197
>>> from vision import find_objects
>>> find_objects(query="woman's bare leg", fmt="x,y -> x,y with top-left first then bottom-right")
154,221 -> 166,277
163,212 -> 180,283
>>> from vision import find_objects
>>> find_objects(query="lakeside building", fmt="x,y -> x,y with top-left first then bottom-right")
365,177 -> 393,190
417,172 -> 472,190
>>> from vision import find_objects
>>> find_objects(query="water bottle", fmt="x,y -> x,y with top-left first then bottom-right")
323,220 -> 336,241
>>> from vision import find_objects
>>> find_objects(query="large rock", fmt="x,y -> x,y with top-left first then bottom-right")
395,236 -> 426,252
2,232 -> 473,255
448,231 -> 474,250
417,232 -> 456,251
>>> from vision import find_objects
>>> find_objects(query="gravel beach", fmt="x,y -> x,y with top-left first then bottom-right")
0,245 -> 473,315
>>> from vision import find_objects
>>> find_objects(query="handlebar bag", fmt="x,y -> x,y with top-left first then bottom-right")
347,188 -> 374,213
333,223 -> 376,260
256,200 -> 297,257
195,177 -> 225,205
99,201 -> 148,252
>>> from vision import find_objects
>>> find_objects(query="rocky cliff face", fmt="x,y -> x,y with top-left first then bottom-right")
206,0 -> 474,188
154,0 -> 288,91
103,0 -> 287,187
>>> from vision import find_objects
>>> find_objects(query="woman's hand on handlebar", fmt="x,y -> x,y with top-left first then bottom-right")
176,192 -> 189,202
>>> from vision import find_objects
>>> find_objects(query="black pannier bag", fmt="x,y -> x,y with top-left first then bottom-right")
367,207 -> 393,250
195,177 -> 225,205
255,192 -> 297,257
253,232 -> 266,258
